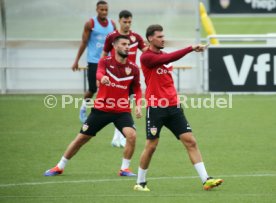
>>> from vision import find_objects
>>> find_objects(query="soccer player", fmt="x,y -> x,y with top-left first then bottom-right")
44,35 -> 142,177
72,1 -> 116,123
102,10 -> 147,148
133,24 -> 223,191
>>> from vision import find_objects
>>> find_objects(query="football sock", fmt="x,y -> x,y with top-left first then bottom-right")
194,162 -> 209,183
121,158 -> 131,170
57,156 -> 68,170
137,167 -> 148,184
80,100 -> 87,111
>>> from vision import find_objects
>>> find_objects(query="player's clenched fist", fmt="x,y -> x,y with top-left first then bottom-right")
101,76 -> 110,85
192,44 -> 208,52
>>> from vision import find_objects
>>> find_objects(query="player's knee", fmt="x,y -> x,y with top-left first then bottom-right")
180,133 -> 197,149
146,142 -> 158,154
188,138 -> 197,149
75,133 -> 91,145
150,145 -> 157,154
126,131 -> 136,143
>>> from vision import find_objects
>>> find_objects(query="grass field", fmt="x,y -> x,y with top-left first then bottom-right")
210,16 -> 276,35
1,7 -> 276,203
0,94 -> 276,203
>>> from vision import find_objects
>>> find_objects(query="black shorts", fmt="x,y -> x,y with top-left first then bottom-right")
129,83 -> 134,96
87,63 -> 98,93
80,108 -> 135,136
146,106 -> 192,140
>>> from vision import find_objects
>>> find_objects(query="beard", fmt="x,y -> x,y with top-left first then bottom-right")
118,50 -> 128,58
156,45 -> 164,49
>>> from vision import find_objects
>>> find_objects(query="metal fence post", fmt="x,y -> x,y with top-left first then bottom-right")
1,0 -> 7,94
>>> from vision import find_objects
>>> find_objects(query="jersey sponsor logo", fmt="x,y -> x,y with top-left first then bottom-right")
82,124 -> 89,132
130,35 -> 136,42
96,42 -> 104,48
106,82 -> 128,89
125,67 -> 132,75
150,127 -> 157,136
156,67 -> 172,75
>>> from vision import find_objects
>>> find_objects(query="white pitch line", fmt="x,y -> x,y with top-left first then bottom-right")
0,173 -> 275,188
1,194 -> 276,199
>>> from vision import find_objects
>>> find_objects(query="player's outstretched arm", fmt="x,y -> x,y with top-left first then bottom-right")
141,46 -> 193,68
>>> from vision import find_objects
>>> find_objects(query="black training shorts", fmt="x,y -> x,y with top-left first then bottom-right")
80,108 -> 135,136
146,105 -> 192,140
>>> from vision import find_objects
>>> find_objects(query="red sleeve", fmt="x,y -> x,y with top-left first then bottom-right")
103,34 -> 114,53
141,46 -> 193,68
137,34 -> 146,50
96,58 -> 106,81
132,67 -> 142,106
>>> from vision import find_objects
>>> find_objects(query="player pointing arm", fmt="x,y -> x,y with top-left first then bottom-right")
134,24 -> 223,192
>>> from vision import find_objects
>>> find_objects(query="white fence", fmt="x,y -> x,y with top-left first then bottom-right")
0,39 -> 200,94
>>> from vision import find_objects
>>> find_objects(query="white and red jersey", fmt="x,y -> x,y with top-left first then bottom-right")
95,56 -> 142,113
140,47 -> 193,107
103,30 -> 146,63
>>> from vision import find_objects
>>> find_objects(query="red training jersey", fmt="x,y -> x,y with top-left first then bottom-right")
95,56 -> 142,113
140,47 -> 193,107
103,30 -> 146,63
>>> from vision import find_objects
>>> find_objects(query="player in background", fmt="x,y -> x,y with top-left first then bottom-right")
133,24 -> 223,191
102,10 -> 147,148
45,35 -> 142,177
72,1 -> 116,123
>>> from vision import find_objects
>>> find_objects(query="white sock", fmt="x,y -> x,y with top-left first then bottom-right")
121,158 -> 131,170
80,100 -> 87,111
194,162 -> 209,183
57,156 -> 68,170
137,167 -> 148,184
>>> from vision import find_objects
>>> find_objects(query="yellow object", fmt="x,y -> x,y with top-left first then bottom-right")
199,2 -> 219,45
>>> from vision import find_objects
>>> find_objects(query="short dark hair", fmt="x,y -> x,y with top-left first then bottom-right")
113,35 -> 129,44
146,24 -> 163,41
97,0 -> 107,7
119,10 -> 132,19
